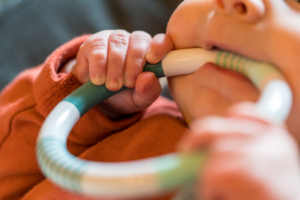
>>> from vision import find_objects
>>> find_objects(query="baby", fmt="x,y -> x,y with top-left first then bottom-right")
1,0 -> 300,200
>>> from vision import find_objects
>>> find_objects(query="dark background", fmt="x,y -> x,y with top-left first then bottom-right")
0,0 -> 182,90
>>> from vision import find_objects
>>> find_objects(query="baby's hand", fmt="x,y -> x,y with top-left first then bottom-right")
179,103 -> 300,200
72,30 -> 173,119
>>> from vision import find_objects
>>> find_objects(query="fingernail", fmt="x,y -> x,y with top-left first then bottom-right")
91,74 -> 105,85
146,50 -> 160,63
125,75 -> 136,87
144,76 -> 154,90
107,77 -> 121,90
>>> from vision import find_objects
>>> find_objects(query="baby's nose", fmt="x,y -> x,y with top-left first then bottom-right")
214,0 -> 265,22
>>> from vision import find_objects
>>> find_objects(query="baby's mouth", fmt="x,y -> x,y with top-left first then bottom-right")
210,43 -> 239,57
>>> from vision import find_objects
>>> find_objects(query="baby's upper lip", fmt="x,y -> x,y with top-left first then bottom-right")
207,41 -> 258,62
202,41 -> 214,50
206,41 -> 236,54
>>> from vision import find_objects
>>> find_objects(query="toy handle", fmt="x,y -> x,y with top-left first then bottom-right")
37,48 -> 292,199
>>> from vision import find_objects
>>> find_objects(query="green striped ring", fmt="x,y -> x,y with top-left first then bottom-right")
215,51 -> 284,90
223,51 -> 230,68
230,53 -> 237,70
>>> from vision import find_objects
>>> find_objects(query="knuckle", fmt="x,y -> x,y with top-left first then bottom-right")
89,38 -> 108,51
110,36 -> 128,48
127,59 -> 144,71
90,50 -> 106,61
110,31 -> 129,49
131,31 -> 151,44
109,53 -> 125,67
130,49 -> 145,60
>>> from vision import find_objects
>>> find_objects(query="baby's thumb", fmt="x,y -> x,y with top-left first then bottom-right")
132,72 -> 161,110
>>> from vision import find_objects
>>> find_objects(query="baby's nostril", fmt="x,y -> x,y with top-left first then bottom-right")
234,2 -> 247,14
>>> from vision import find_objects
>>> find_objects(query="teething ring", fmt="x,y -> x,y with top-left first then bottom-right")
36,48 -> 292,198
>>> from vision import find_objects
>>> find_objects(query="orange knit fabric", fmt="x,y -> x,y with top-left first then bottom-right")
0,36 -> 187,200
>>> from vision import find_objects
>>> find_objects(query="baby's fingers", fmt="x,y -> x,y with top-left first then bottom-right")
101,72 -> 161,116
73,30 -> 114,84
87,31 -> 114,85
106,30 -> 130,91
146,33 -> 174,64
132,72 -> 162,110
124,31 -> 152,88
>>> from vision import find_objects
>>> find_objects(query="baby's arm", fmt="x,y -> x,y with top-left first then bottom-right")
70,30 -> 174,119
179,103 -> 300,200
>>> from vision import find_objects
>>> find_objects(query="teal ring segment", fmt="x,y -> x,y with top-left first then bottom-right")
64,62 -> 164,116
36,106 -> 208,197
143,61 -> 165,78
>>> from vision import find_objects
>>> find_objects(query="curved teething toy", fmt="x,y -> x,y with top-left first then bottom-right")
36,48 -> 292,198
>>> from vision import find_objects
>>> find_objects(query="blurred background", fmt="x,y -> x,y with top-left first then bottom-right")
0,0 -> 182,91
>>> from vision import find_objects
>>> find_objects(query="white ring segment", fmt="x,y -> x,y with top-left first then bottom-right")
257,80 -> 292,124
37,101 -> 164,198
38,102 -> 80,142
162,48 -> 217,77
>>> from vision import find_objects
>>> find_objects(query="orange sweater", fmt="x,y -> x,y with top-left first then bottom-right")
0,36 -> 187,200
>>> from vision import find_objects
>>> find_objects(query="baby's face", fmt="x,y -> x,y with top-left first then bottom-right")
166,0 -> 300,140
